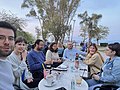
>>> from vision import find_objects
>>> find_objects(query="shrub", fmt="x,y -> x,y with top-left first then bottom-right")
100,43 -> 108,47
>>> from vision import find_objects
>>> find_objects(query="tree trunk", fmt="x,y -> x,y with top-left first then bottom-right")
96,38 -> 99,45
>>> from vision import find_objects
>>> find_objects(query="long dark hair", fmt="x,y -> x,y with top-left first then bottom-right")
108,42 -> 120,57
49,42 -> 58,53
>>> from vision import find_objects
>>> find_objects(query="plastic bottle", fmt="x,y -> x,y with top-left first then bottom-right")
71,77 -> 75,90
75,53 -> 79,60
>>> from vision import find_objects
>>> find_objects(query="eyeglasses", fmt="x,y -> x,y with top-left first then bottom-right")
0,35 -> 14,42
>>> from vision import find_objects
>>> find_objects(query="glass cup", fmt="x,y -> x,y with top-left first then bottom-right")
75,60 -> 79,69
46,74 -> 54,85
75,75 -> 82,86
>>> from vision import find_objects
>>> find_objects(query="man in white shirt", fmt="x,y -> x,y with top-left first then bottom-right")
63,41 -> 86,61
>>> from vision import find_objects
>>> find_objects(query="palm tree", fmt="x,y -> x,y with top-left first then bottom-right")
78,11 -> 103,44
94,25 -> 109,45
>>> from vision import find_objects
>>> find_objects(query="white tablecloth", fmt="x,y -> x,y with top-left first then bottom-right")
38,60 -> 88,90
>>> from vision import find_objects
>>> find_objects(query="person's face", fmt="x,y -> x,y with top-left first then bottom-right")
14,42 -> 26,53
105,47 -> 115,57
37,41 -> 44,51
67,42 -> 73,49
52,44 -> 57,50
89,46 -> 96,55
0,28 -> 15,57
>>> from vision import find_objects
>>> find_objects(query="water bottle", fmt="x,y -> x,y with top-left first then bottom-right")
71,77 -> 75,90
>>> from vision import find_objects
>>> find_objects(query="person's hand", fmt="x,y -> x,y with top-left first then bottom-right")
27,78 -> 33,83
57,59 -> 62,63
44,60 -> 52,64
21,50 -> 27,61
92,74 -> 100,80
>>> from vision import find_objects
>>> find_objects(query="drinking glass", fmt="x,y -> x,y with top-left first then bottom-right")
74,60 -> 79,72
75,74 -> 82,86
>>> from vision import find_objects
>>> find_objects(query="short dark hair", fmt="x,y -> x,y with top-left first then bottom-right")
108,42 -> 120,57
0,21 -> 17,38
32,39 -> 44,49
15,36 -> 27,44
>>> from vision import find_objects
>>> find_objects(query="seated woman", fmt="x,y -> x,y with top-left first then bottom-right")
46,42 -> 62,67
57,42 -> 65,57
86,43 -> 120,90
83,43 -> 104,78
7,36 -> 40,89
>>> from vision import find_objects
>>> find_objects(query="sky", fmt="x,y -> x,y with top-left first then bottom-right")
0,0 -> 120,43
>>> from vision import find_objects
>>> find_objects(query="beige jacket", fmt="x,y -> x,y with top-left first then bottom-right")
83,52 -> 104,76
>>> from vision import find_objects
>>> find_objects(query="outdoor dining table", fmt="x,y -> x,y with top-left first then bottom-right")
38,60 -> 88,90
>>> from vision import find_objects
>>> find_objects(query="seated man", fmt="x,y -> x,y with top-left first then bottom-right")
27,39 -> 48,80
0,21 -> 16,90
63,41 -> 86,61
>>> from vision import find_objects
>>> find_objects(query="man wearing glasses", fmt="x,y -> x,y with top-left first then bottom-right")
63,41 -> 86,61
0,21 -> 16,90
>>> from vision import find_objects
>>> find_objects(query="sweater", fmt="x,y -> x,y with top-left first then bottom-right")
46,50 -> 60,61
27,50 -> 45,73
83,52 -> 104,76
7,52 -> 32,90
0,59 -> 14,90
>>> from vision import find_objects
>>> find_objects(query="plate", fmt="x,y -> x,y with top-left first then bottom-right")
58,64 -> 67,69
44,81 -> 56,87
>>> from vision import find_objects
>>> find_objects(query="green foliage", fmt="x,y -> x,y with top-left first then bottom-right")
78,11 -> 109,44
100,43 -> 108,47
0,10 -> 26,31
94,25 -> 109,44
16,30 -> 35,44
21,0 -> 81,43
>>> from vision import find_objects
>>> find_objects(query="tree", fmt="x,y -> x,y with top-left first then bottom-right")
17,30 -> 35,44
0,10 -> 35,43
78,11 -> 107,44
0,10 -> 26,31
21,0 -> 81,43
94,25 -> 109,45
79,24 -> 88,42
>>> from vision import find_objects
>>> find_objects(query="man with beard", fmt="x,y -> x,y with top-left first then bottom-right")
0,21 -> 16,90
27,39 -> 48,80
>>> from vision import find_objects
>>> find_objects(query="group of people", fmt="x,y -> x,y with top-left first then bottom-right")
0,21 -> 120,90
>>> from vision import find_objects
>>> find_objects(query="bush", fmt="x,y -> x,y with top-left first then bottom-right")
100,43 -> 108,47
